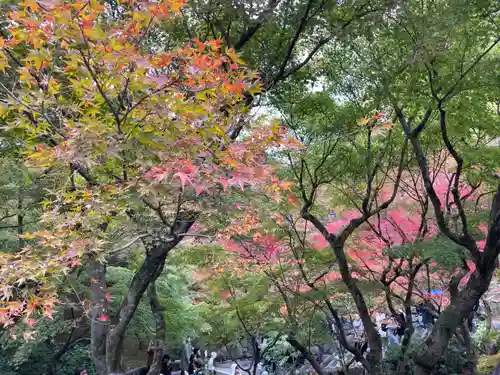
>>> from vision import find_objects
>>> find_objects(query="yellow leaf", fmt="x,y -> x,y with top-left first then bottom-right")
109,38 -> 123,52
357,117 -> 370,126
0,51 -> 8,72
89,0 -> 105,11
0,103 -> 8,117
47,78 -> 60,95
168,0 -> 186,13
209,125 -> 225,137
32,35 -> 40,49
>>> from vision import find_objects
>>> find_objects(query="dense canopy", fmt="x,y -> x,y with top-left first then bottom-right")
0,1 -> 498,375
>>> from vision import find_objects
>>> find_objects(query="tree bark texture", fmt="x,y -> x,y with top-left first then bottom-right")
146,266 -> 167,375
90,259 -> 108,375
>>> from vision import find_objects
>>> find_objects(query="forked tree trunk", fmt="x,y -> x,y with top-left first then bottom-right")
105,242 -> 192,372
90,214 -> 195,375
413,268 -> 496,374
413,184 -> 500,374
104,246 -> 173,373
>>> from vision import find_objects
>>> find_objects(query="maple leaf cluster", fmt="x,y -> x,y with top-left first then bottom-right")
309,169 -> 488,310
0,0 -> 299,329
0,231 -> 101,329
142,122 -> 300,198
212,165 -> 490,318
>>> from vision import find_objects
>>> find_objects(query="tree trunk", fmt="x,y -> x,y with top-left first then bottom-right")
105,243 -> 182,373
17,194 -> 24,249
105,213 -> 195,373
251,337 -> 260,375
460,321 -> 477,375
181,341 -> 191,374
331,242 -> 383,374
90,259 -> 108,375
287,337 -> 325,375
413,270 -> 494,374
413,184 -> 500,373
146,268 -> 167,375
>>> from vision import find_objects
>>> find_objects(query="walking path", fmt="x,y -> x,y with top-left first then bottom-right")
215,360 -> 253,375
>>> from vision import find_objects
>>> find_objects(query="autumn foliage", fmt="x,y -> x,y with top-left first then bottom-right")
0,0 -> 296,331
216,161 -> 490,319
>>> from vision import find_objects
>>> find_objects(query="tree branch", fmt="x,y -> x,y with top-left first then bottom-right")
274,0 -> 315,82
441,36 -> 500,102
437,105 -> 479,259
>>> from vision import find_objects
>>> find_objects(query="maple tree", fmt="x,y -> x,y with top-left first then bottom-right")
0,0 -> 298,373
0,1 -> 497,374
189,89 -> 494,374
309,167 -> 491,372
316,2 -> 500,374
260,1 -> 500,372
259,56 -> 497,374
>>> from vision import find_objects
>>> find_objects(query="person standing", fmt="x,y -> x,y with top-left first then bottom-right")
161,354 -> 173,375
189,348 -> 203,374
230,362 -> 240,375
207,352 -> 217,375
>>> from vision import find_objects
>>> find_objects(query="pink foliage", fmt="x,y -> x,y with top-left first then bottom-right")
307,168 -> 488,309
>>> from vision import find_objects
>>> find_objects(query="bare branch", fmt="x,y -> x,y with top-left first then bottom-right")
339,137 -> 409,243
77,48 -> 121,131
438,105 -> 479,259
142,198 -> 170,226
275,0 -> 316,82
108,234 -> 150,255
441,36 -> 500,102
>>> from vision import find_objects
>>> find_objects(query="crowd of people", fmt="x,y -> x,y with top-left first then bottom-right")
72,301 -> 492,375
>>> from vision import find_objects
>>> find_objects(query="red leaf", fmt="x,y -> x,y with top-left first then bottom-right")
179,160 -> 196,174
82,18 -> 93,30
193,182 -> 209,196
25,318 -> 37,327
229,173 -> 248,190
69,258 -> 81,267
173,172 -> 191,189
98,315 -> 109,322
219,177 -> 229,192
43,307 -> 54,320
